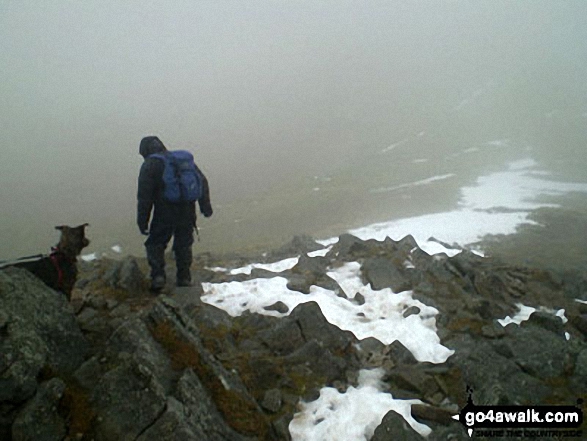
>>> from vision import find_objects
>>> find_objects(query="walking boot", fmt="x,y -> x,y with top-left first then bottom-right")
146,245 -> 167,293
150,275 -> 166,293
175,246 -> 193,287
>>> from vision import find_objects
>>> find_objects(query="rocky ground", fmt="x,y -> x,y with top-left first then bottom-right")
1,233 -> 586,440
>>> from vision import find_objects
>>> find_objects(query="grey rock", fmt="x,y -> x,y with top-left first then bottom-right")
387,340 -> 419,366
261,389 -> 283,413
363,257 -> 412,292
290,301 -> 355,352
102,256 -> 144,292
572,349 -> 587,381
403,306 -> 421,318
0,267 -> 88,404
285,339 -> 347,383
371,410 -> 425,440
268,235 -> 323,260
11,378 -> 67,441
521,310 -> 566,335
91,360 -> 167,441
259,318 -> 305,355
136,397 -> 201,441
263,301 -> 289,314
174,369 -> 252,441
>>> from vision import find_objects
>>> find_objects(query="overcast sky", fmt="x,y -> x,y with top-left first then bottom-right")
1,1 -> 586,255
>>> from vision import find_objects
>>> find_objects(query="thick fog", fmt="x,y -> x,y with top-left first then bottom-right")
1,1 -> 586,257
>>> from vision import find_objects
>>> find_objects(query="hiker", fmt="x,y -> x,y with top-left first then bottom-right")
137,136 -> 213,292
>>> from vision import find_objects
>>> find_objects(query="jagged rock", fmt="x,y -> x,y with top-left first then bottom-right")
371,410 -> 425,440
387,341 -> 419,366
329,234 -> 372,259
263,301 -> 289,314
481,322 -> 506,339
290,301 -> 355,353
102,256 -> 145,292
284,339 -> 347,383
386,368 -> 439,398
11,378 -> 67,441
91,360 -> 168,440
521,311 -> 565,336
267,235 -> 323,260
0,267 -> 88,407
174,369 -> 252,441
355,337 -> 387,368
573,349 -> 587,382
403,306 -> 420,318
502,322 -> 571,379
261,389 -> 283,413
362,257 -> 412,292
259,318 -> 305,355
410,403 -> 454,425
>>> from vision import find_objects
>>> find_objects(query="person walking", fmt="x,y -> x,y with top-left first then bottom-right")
137,136 -> 213,292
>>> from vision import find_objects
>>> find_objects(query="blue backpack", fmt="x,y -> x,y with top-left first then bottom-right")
150,150 -> 203,203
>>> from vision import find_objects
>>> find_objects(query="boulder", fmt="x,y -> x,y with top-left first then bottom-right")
0,267 -> 88,408
371,410 -> 425,441
11,378 -> 67,441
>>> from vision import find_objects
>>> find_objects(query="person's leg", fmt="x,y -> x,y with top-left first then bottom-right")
145,220 -> 173,292
172,222 -> 194,286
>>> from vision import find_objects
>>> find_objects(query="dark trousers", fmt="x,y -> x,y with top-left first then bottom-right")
144,219 -> 194,281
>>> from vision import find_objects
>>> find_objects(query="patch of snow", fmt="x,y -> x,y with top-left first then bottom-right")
111,245 -> 122,253
370,173 -> 455,194
321,158 -> 587,257
381,138 -> 408,153
202,262 -> 453,364
289,368 -> 431,441
229,257 -> 299,275
498,304 -> 568,327
81,253 -> 98,262
307,247 -> 331,258
498,304 -> 536,326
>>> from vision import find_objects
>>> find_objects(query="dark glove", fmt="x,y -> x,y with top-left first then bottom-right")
202,207 -> 213,218
138,221 -> 149,236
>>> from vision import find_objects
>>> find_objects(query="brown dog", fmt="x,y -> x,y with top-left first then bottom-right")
0,224 -> 90,300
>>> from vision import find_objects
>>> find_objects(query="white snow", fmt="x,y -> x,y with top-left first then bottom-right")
81,253 -> 98,262
307,247 -> 331,258
370,173 -> 455,194
321,158 -> 587,257
498,303 -> 567,327
202,262 -> 453,364
228,257 -> 299,275
289,368 -> 431,441
111,245 -> 122,253
199,157 -> 586,440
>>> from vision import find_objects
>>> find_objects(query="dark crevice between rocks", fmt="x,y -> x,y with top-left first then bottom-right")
134,401 -> 169,441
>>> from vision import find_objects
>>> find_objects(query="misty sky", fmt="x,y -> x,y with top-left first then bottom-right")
1,1 -> 586,256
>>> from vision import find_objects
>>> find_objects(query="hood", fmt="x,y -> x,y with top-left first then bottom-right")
139,136 -> 167,158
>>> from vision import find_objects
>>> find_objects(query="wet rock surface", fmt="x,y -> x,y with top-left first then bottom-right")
1,234 -> 586,440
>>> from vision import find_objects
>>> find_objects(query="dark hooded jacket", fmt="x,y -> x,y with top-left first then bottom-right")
137,136 -> 212,232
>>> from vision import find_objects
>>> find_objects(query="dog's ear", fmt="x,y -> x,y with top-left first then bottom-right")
55,225 -> 67,231
76,223 -> 89,229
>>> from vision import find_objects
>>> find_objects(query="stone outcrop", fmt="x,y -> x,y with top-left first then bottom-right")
1,233 -> 586,440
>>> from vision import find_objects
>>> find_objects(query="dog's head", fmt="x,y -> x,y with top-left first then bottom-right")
55,223 -> 90,257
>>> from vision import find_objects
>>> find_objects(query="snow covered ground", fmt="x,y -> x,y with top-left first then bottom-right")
200,158 -> 587,441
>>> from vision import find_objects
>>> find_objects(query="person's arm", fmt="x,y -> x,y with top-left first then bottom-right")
196,165 -> 213,217
137,159 -> 158,233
